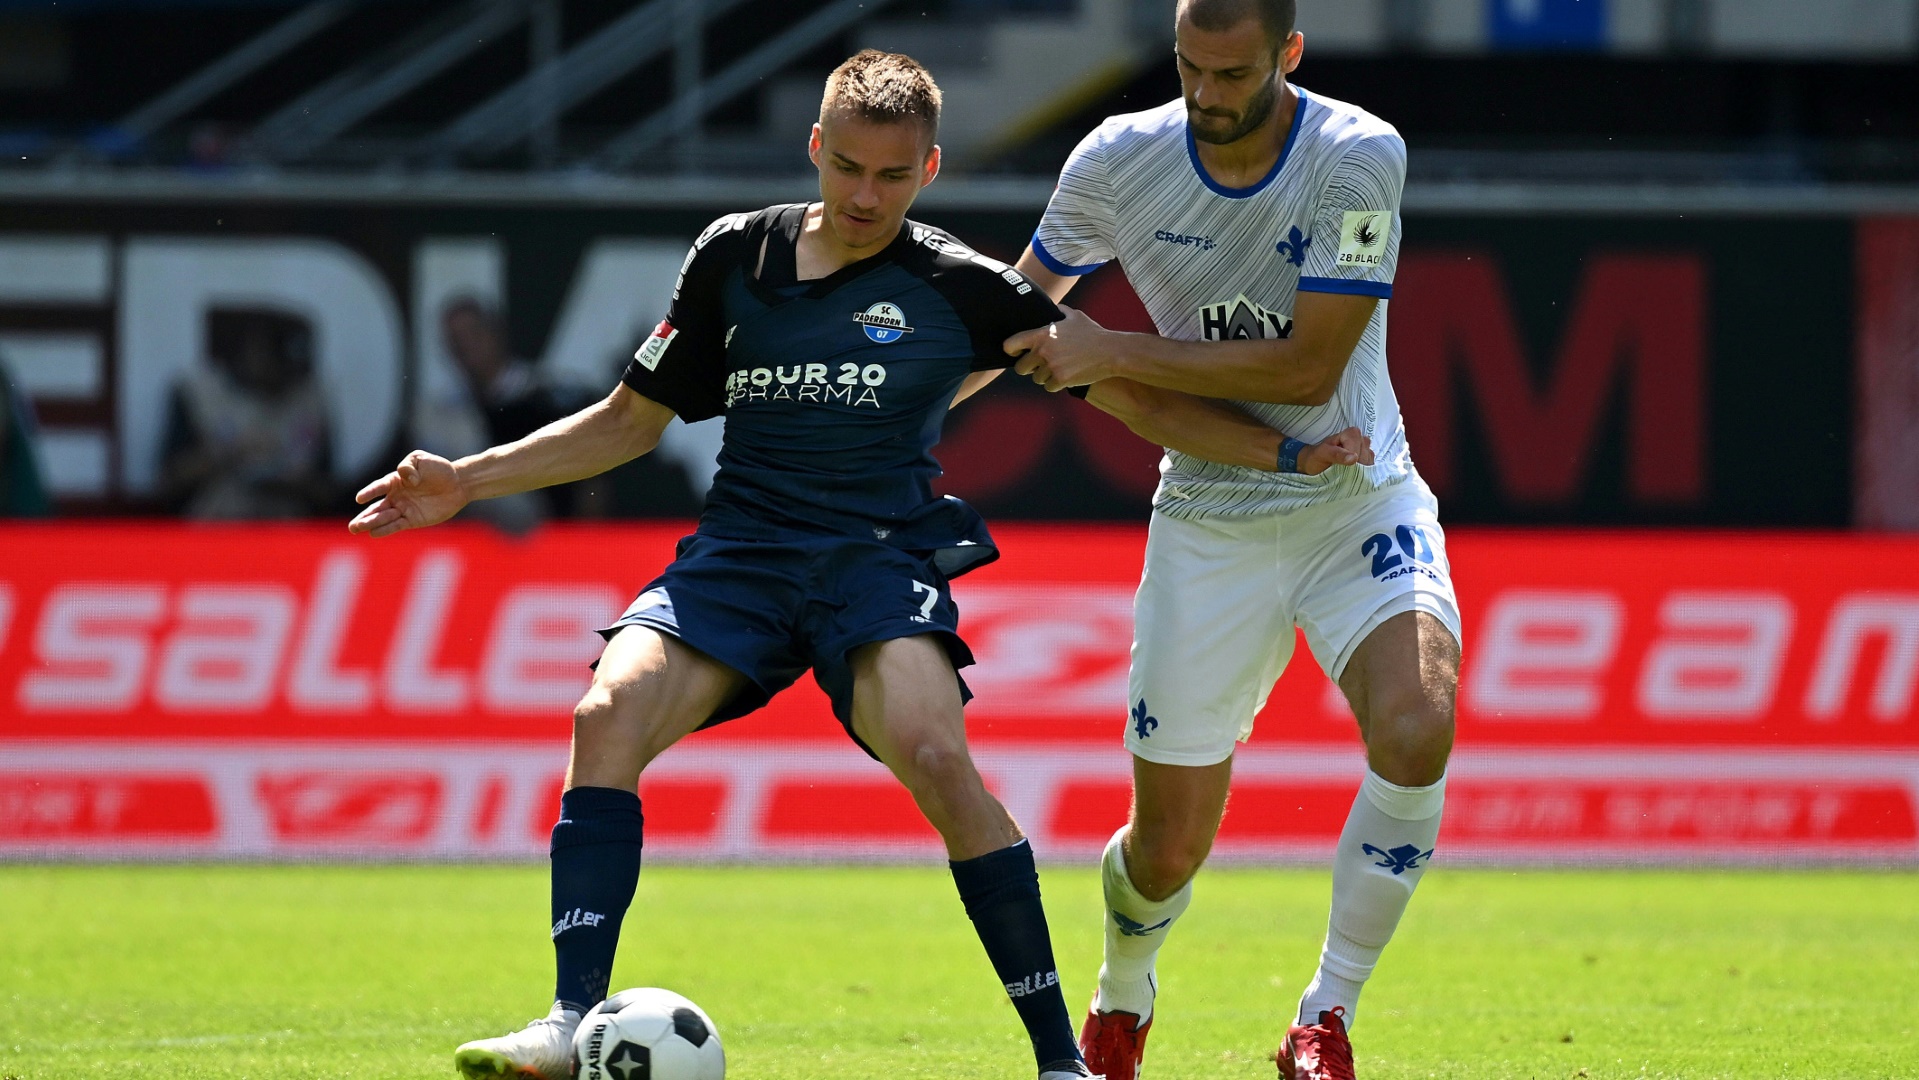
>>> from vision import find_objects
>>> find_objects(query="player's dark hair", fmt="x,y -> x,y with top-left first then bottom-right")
1180,0 -> 1297,51
820,49 -> 942,144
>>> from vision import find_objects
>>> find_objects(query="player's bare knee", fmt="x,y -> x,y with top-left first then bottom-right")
570,692 -> 622,762
1367,704 -> 1454,787
899,733 -> 981,801
572,680 -> 672,773
571,686 -> 621,742
1129,842 -> 1206,901
1126,825 -> 1211,900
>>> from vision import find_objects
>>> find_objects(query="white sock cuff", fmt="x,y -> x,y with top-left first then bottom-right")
1360,770 -> 1446,821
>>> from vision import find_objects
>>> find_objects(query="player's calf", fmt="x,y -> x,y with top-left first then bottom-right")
850,635 -> 1091,1077
547,629 -> 744,1015
1302,613 -> 1455,1031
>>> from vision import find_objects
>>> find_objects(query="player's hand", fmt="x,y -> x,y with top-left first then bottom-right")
1004,306 -> 1116,392
1297,427 -> 1375,476
347,451 -> 469,538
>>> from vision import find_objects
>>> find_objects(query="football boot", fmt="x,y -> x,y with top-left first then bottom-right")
1276,1007 -> 1355,1080
1079,1006 -> 1151,1080
453,1002 -> 581,1080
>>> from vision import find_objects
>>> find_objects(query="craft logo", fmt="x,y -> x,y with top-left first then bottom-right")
1157,229 -> 1216,252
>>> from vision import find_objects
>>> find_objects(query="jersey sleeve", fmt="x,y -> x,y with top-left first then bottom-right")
1297,132 -> 1406,300
941,257 -> 1066,371
1030,125 -> 1117,277
618,213 -> 746,422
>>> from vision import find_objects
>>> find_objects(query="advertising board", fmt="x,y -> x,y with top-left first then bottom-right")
3,524 -> 1914,862
0,190 -> 1882,526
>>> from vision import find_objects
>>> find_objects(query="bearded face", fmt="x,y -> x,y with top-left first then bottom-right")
1186,70 -> 1280,146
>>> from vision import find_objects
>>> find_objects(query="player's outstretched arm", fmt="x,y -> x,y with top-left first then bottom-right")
348,385 -> 674,538
1007,291 -> 1375,406
1084,378 -> 1373,475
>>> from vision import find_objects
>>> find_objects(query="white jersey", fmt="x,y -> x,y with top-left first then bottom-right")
1034,87 -> 1414,518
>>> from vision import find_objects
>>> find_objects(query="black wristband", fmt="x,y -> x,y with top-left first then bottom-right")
1277,437 -> 1307,474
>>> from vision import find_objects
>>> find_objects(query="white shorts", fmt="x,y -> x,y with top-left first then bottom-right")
1126,478 -> 1463,766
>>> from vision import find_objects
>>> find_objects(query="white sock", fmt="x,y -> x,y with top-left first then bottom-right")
1297,770 -> 1445,1031
1096,827 -> 1191,1021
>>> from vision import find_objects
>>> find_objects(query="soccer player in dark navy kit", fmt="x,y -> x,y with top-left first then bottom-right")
351,50 -> 1367,1080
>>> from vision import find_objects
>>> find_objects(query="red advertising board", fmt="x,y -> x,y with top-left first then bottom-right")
2,524 -> 1915,861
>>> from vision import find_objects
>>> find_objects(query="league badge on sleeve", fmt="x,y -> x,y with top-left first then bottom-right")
634,319 -> 679,370
1336,210 -> 1391,268
853,302 -> 914,344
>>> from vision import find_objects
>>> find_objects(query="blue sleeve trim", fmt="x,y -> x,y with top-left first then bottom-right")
1298,276 -> 1393,299
1030,234 -> 1104,277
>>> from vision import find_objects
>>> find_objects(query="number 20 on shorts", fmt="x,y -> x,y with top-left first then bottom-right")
1361,525 -> 1436,580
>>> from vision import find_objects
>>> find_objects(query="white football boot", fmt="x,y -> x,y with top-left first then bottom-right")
453,1003 -> 581,1080
1040,1060 -> 1103,1080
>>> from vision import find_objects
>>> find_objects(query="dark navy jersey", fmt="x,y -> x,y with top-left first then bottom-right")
620,203 -> 1062,576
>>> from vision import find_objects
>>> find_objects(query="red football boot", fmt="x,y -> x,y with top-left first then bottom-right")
1276,1008 -> 1355,1080
1079,1007 -> 1151,1080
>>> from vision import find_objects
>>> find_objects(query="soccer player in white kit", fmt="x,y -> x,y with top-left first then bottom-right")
1005,2 -> 1461,1078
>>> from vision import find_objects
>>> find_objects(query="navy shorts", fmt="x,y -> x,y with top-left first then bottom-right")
599,533 -> 974,758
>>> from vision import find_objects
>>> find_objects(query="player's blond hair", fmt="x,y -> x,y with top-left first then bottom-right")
819,50 -> 941,144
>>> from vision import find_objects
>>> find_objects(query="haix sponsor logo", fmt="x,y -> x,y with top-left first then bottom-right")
552,907 -> 606,938
1005,969 -> 1061,998
1198,294 -> 1292,341
725,361 -> 888,408
854,302 -> 914,343
1155,229 -> 1215,252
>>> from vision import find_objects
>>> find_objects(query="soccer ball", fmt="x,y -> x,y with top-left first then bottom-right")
572,987 -> 725,1080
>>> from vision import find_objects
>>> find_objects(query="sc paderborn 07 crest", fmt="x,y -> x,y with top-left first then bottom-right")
853,302 -> 914,344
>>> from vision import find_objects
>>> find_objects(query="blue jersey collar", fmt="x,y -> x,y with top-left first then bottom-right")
1185,85 -> 1308,199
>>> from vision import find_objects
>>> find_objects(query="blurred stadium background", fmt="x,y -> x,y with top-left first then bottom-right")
1,0 -> 1916,866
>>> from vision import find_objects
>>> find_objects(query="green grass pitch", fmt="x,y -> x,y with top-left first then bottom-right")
1,864 -> 1914,1079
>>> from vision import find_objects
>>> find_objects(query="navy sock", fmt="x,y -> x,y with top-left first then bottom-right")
950,840 -> 1082,1071
549,785 -> 644,1012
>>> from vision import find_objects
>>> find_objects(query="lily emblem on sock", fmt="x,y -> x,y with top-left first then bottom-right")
1361,843 -> 1434,875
